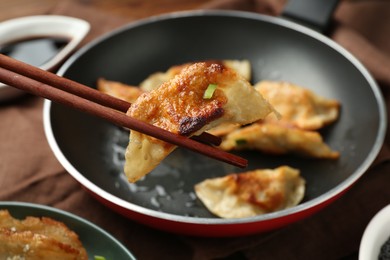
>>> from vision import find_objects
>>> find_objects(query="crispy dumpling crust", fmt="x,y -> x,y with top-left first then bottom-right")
256,81 -> 340,130
129,62 -> 230,136
139,60 -> 251,92
220,122 -> 339,159
0,210 -> 87,260
195,166 -> 305,218
125,62 -> 273,182
139,63 -> 188,92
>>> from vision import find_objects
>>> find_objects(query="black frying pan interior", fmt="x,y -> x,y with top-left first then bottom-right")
49,12 -> 385,219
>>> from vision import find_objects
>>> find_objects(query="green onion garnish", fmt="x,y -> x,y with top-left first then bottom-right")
94,256 -> 106,260
235,139 -> 248,146
203,84 -> 218,99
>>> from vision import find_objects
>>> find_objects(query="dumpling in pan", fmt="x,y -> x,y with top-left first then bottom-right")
138,63 -> 187,92
194,166 -> 305,218
124,62 -> 274,182
206,122 -> 241,137
140,59 -> 251,92
255,81 -> 340,130
220,122 -> 339,159
97,78 -> 144,103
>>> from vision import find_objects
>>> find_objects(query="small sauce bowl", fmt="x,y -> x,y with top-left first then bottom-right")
0,15 -> 90,101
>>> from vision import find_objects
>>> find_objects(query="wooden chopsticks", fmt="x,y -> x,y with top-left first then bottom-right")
0,54 -> 247,168
0,54 -> 220,146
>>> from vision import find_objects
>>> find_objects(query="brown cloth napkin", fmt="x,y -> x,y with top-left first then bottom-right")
0,0 -> 390,259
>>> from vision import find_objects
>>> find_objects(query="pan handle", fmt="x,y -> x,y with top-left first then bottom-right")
281,0 -> 340,33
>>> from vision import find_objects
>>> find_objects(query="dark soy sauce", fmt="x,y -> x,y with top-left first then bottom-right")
0,36 -> 69,67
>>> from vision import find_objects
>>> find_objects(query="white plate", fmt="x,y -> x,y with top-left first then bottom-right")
0,15 -> 90,101
359,204 -> 390,260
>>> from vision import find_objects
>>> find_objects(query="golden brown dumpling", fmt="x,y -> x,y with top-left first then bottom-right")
0,210 -> 87,260
139,63 -> 187,92
140,60 -> 251,92
255,81 -> 340,130
206,122 -> 241,137
220,122 -> 339,159
97,78 -> 143,103
195,166 -> 305,218
221,59 -> 251,81
124,62 -> 274,182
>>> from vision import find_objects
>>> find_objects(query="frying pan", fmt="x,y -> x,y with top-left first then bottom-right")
43,8 -> 386,237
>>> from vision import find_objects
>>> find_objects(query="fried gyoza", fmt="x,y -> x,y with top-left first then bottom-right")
195,166 -> 305,218
255,81 -> 340,130
220,122 -> 339,159
97,78 -> 144,103
221,59 -> 251,81
0,210 -> 87,260
139,59 -> 251,92
206,122 -> 241,137
124,62 -> 274,182
96,60 -> 250,102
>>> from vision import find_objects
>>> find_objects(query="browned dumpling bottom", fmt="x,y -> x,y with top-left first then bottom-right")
195,166 -> 305,219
